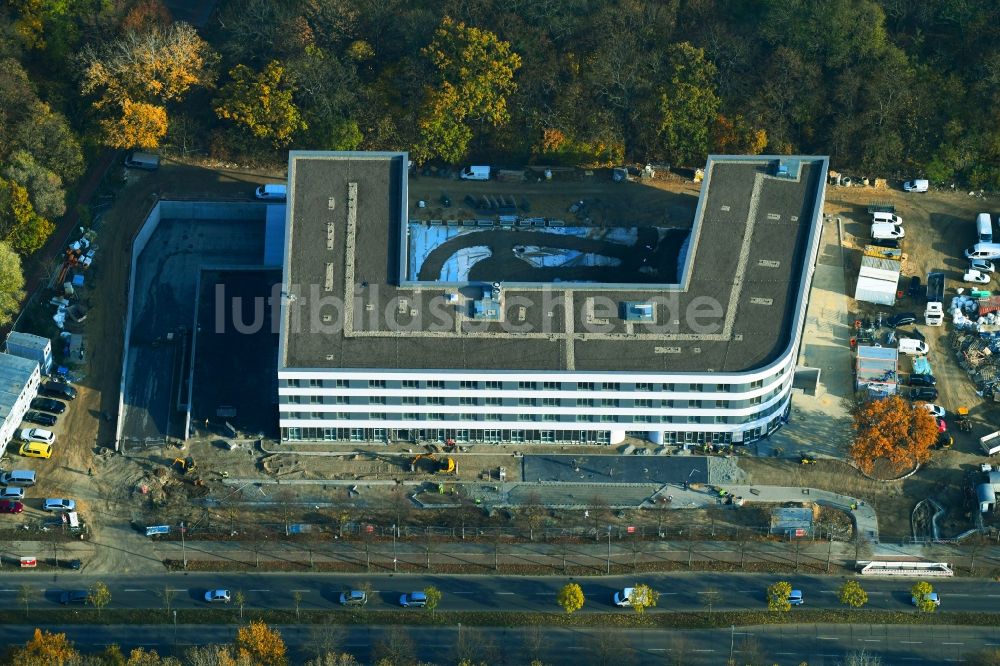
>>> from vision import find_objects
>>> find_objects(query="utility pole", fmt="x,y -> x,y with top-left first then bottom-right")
392,524 -> 397,572
607,527 -> 612,574
729,625 -> 735,663
180,522 -> 187,569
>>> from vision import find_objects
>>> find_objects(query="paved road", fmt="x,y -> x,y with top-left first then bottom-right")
2,623 -> 999,665
6,572 -> 999,614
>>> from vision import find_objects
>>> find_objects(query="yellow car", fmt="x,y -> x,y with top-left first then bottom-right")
19,441 -> 52,459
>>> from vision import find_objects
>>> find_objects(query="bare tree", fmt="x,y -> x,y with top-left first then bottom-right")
522,625 -> 545,665
160,585 -> 175,617
234,590 -> 246,620
701,588 -> 722,618
375,626 -> 415,665
293,590 -> 303,620
18,584 -> 32,617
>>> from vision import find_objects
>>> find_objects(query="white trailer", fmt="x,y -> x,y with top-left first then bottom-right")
981,430 -> 1000,455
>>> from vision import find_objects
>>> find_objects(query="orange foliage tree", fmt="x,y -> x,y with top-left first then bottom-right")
235,620 -> 288,666
850,394 -> 937,474
11,628 -> 80,666
99,98 -> 169,149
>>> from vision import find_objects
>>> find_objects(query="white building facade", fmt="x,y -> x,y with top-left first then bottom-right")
0,353 -> 41,456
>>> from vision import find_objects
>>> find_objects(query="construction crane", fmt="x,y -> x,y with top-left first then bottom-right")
410,453 -> 456,474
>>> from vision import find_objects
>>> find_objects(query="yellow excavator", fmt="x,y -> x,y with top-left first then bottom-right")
410,453 -> 456,474
172,456 -> 196,474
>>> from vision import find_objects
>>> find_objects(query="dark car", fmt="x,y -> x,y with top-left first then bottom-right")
908,374 -> 937,387
23,410 -> 56,426
887,312 -> 918,328
908,275 -> 922,298
40,382 -> 77,401
59,590 -> 88,604
909,387 -> 938,401
870,238 -> 900,249
0,500 -> 24,514
30,398 -> 65,414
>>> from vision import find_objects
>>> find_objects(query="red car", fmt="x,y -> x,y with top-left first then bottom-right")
937,418 -> 947,433
0,500 -> 24,514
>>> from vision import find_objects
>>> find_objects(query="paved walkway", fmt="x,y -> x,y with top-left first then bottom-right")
725,485 -> 878,542
757,215 -> 854,459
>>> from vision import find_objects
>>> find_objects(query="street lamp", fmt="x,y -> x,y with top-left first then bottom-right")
180,521 -> 187,569
173,610 -> 178,650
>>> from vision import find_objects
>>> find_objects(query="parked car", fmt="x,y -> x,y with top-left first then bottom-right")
909,387 -> 938,401
23,411 -> 56,426
871,222 -> 905,239
908,374 -> 936,387
340,590 -> 368,606
870,238 -> 900,249
971,259 -> 996,273
399,592 -> 428,608
934,434 -> 954,450
613,588 -> 634,607
887,312 -> 917,328
40,382 -> 76,401
903,179 -> 929,193
789,590 -> 804,606
898,338 -> 930,355
30,398 -> 65,414
204,589 -> 231,603
0,486 -> 25,501
59,590 -> 89,604
19,428 -> 55,445
907,275 -> 922,298
0,500 -> 24,514
43,498 -> 76,512
912,592 -> 940,607
19,442 -> 52,459
963,269 -> 991,284
937,418 -> 947,433
923,404 -> 946,418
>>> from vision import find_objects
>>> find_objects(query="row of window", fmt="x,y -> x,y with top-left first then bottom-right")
282,408 -> 778,425
285,378 -> 772,392
283,427 -> 615,444
284,393 -> 776,408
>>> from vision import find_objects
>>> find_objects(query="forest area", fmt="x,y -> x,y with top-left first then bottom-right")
0,0 -> 999,320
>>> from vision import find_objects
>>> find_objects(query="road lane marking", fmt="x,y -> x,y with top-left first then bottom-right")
290,589 -> 310,593
167,589 -> 185,592
496,592 -> 515,595
861,639 -> 881,643
453,591 -> 474,594
648,649 -> 667,652
124,589 -> 147,592
775,653 -> 797,656
949,594 -> 969,597
692,649 -> 715,653
942,642 -> 964,645
817,637 -> 838,641
248,589 -> 269,592
660,592 -> 679,596
0,589 -> 16,592
900,641 -> 923,644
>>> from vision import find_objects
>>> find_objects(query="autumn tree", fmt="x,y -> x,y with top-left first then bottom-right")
556,582 -> 584,614
88,582 -> 112,617
767,581 -> 792,611
214,61 -> 306,147
911,581 -> 937,613
10,628 -> 80,665
652,42 -> 720,165
0,178 -> 54,254
0,242 -> 25,326
414,16 -> 521,164
79,22 -> 216,148
838,580 -> 868,608
99,98 -> 169,149
423,585 -> 442,614
850,395 -> 937,475
235,620 -> 288,666
712,114 -> 768,155
628,583 -> 659,614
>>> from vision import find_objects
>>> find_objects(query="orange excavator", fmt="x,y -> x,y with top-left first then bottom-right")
410,453 -> 456,474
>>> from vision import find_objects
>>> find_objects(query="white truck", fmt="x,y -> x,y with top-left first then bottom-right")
981,430 -> 1000,455
924,272 -> 944,326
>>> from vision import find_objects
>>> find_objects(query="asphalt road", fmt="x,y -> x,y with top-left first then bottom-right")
2,622 -> 999,665
5,571 -> 999,613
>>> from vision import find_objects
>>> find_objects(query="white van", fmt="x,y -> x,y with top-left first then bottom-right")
872,212 -> 903,225
898,338 -> 929,355
965,243 -> 1000,260
255,184 -> 287,200
871,222 -> 904,240
977,213 -> 993,243
0,470 -> 36,487
904,179 -> 928,193
460,165 -> 491,181
124,152 -> 160,170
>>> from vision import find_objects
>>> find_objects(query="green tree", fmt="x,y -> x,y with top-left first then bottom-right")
767,581 -> 792,612
235,590 -> 247,620
414,16 -> 521,163
423,585 -> 442,614
556,583 -> 584,614
628,583 -> 659,614
3,150 -> 65,219
911,581 -> 936,613
0,242 -> 24,326
838,580 -> 868,608
88,582 -> 112,618
0,178 -> 54,254
214,61 -> 306,147
653,42 -> 720,165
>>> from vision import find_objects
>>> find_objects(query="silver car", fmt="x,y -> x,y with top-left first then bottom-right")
204,589 -> 231,603
0,486 -> 25,500
340,590 -> 367,606
43,498 -> 76,512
